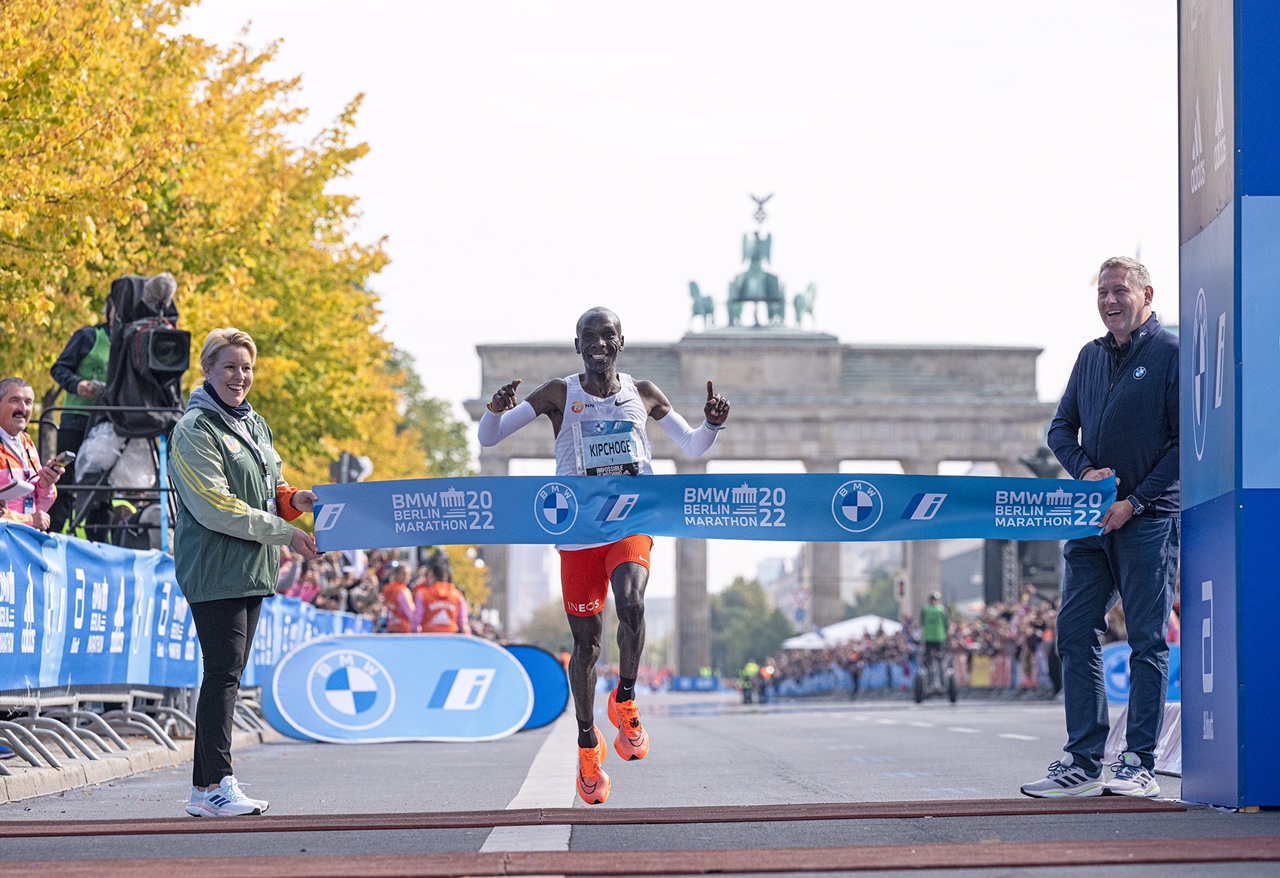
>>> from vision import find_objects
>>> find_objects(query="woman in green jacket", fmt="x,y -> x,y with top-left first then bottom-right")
170,328 -> 321,818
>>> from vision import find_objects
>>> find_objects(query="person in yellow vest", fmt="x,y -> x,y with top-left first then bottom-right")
48,292 -> 116,537
412,552 -> 471,634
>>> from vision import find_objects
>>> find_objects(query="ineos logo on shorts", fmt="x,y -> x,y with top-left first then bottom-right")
314,503 -> 345,532
832,480 -> 883,533
306,649 -> 396,731
534,482 -> 578,535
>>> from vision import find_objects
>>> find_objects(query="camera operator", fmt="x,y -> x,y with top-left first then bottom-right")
48,292 -> 116,536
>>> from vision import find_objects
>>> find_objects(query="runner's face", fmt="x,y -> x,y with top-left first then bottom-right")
208,344 -> 255,407
0,384 -> 34,437
575,314 -> 623,375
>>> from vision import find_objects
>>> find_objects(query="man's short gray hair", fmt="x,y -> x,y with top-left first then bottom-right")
1098,256 -> 1151,291
0,377 -> 32,398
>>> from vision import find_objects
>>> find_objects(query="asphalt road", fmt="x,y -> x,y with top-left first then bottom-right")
3,691 -> 1277,877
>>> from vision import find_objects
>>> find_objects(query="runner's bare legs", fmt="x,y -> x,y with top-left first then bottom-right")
565,561 -> 647,731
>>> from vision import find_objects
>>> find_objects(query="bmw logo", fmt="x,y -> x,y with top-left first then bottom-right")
534,482 -> 578,535
1133,366 -> 1147,379
306,649 -> 396,731
1192,287 -> 1210,461
832,480 -> 884,533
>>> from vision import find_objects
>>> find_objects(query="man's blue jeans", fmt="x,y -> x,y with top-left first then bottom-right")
1057,514 -> 1179,773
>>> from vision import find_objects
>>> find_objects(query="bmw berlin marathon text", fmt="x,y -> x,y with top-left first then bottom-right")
993,487 -> 1106,529
682,483 -> 788,528
389,486 -> 497,535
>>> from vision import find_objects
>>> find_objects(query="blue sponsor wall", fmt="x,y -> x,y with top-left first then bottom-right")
0,522 -> 368,692
1178,0 -> 1280,807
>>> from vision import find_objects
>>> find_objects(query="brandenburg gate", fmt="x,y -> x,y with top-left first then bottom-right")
466,207 -> 1055,674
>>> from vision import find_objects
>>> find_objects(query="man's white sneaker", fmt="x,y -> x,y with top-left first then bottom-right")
1104,752 -> 1160,798
1019,756 -> 1104,798
193,776 -> 264,817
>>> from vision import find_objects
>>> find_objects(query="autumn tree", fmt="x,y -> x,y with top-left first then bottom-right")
710,577 -> 794,676
1,0 -> 467,489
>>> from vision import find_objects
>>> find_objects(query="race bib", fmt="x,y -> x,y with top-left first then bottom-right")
573,420 -> 640,475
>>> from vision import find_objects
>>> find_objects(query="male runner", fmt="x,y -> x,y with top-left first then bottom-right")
478,307 -> 730,804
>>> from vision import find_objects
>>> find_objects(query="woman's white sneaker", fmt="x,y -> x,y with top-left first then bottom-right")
194,775 -> 264,816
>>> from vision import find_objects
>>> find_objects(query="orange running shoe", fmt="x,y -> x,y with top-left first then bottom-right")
608,687 -> 650,761
576,725 -> 611,805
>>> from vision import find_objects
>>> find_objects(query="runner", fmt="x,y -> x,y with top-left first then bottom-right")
478,306 -> 730,804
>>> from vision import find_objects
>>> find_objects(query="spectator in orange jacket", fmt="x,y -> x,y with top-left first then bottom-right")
381,563 -> 415,633
1,378 -> 66,531
413,552 -> 470,634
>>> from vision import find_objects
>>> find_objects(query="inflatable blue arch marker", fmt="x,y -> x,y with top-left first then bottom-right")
262,634 -> 535,743
504,644 -> 570,731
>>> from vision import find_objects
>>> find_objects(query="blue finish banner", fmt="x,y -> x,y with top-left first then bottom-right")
0,522 -> 370,692
312,474 -> 1115,552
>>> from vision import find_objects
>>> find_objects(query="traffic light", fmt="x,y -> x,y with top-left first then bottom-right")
329,452 -> 374,484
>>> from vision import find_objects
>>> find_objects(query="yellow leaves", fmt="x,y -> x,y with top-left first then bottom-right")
0,0 -> 463,526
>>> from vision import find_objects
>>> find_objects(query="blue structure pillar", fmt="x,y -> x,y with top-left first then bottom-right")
1179,0 -> 1280,807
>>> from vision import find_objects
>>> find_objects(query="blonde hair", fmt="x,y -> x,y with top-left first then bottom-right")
199,328 -> 258,374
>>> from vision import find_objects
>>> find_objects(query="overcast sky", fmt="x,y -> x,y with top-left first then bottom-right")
180,1 -> 1180,596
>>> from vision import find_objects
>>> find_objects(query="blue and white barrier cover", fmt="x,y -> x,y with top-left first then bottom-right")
260,634 -> 533,743
313,474 -> 1115,551
0,522 -> 369,691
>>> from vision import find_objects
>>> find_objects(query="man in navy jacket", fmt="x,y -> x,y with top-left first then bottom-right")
1021,256 -> 1179,800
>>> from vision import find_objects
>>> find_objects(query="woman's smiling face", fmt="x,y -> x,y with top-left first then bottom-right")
208,344 -> 255,406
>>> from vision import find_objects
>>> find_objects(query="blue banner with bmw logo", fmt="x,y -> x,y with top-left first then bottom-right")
312,474 -> 1115,551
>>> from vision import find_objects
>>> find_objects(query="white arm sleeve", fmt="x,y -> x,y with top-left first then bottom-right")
478,401 -> 537,446
657,410 -> 719,457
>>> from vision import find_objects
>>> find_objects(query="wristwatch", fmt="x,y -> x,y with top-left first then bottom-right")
1127,496 -> 1145,516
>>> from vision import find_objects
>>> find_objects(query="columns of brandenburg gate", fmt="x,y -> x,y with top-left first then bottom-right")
673,458 -> 710,675
900,458 -> 941,620
476,452 -> 512,625
802,457 -> 843,628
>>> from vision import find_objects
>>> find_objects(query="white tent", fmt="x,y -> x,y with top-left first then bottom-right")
781,614 -> 903,651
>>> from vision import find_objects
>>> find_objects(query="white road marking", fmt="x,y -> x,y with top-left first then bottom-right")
906,721 -> 936,728
948,727 -> 982,734
997,733 -> 1038,741
481,711 -> 578,854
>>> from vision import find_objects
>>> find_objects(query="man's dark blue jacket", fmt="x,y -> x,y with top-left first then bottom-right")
1048,313 -> 1180,517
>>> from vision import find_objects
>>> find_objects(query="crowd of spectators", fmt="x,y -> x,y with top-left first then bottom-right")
274,547 -> 500,640
761,594 -> 1066,699
758,590 -> 1185,700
